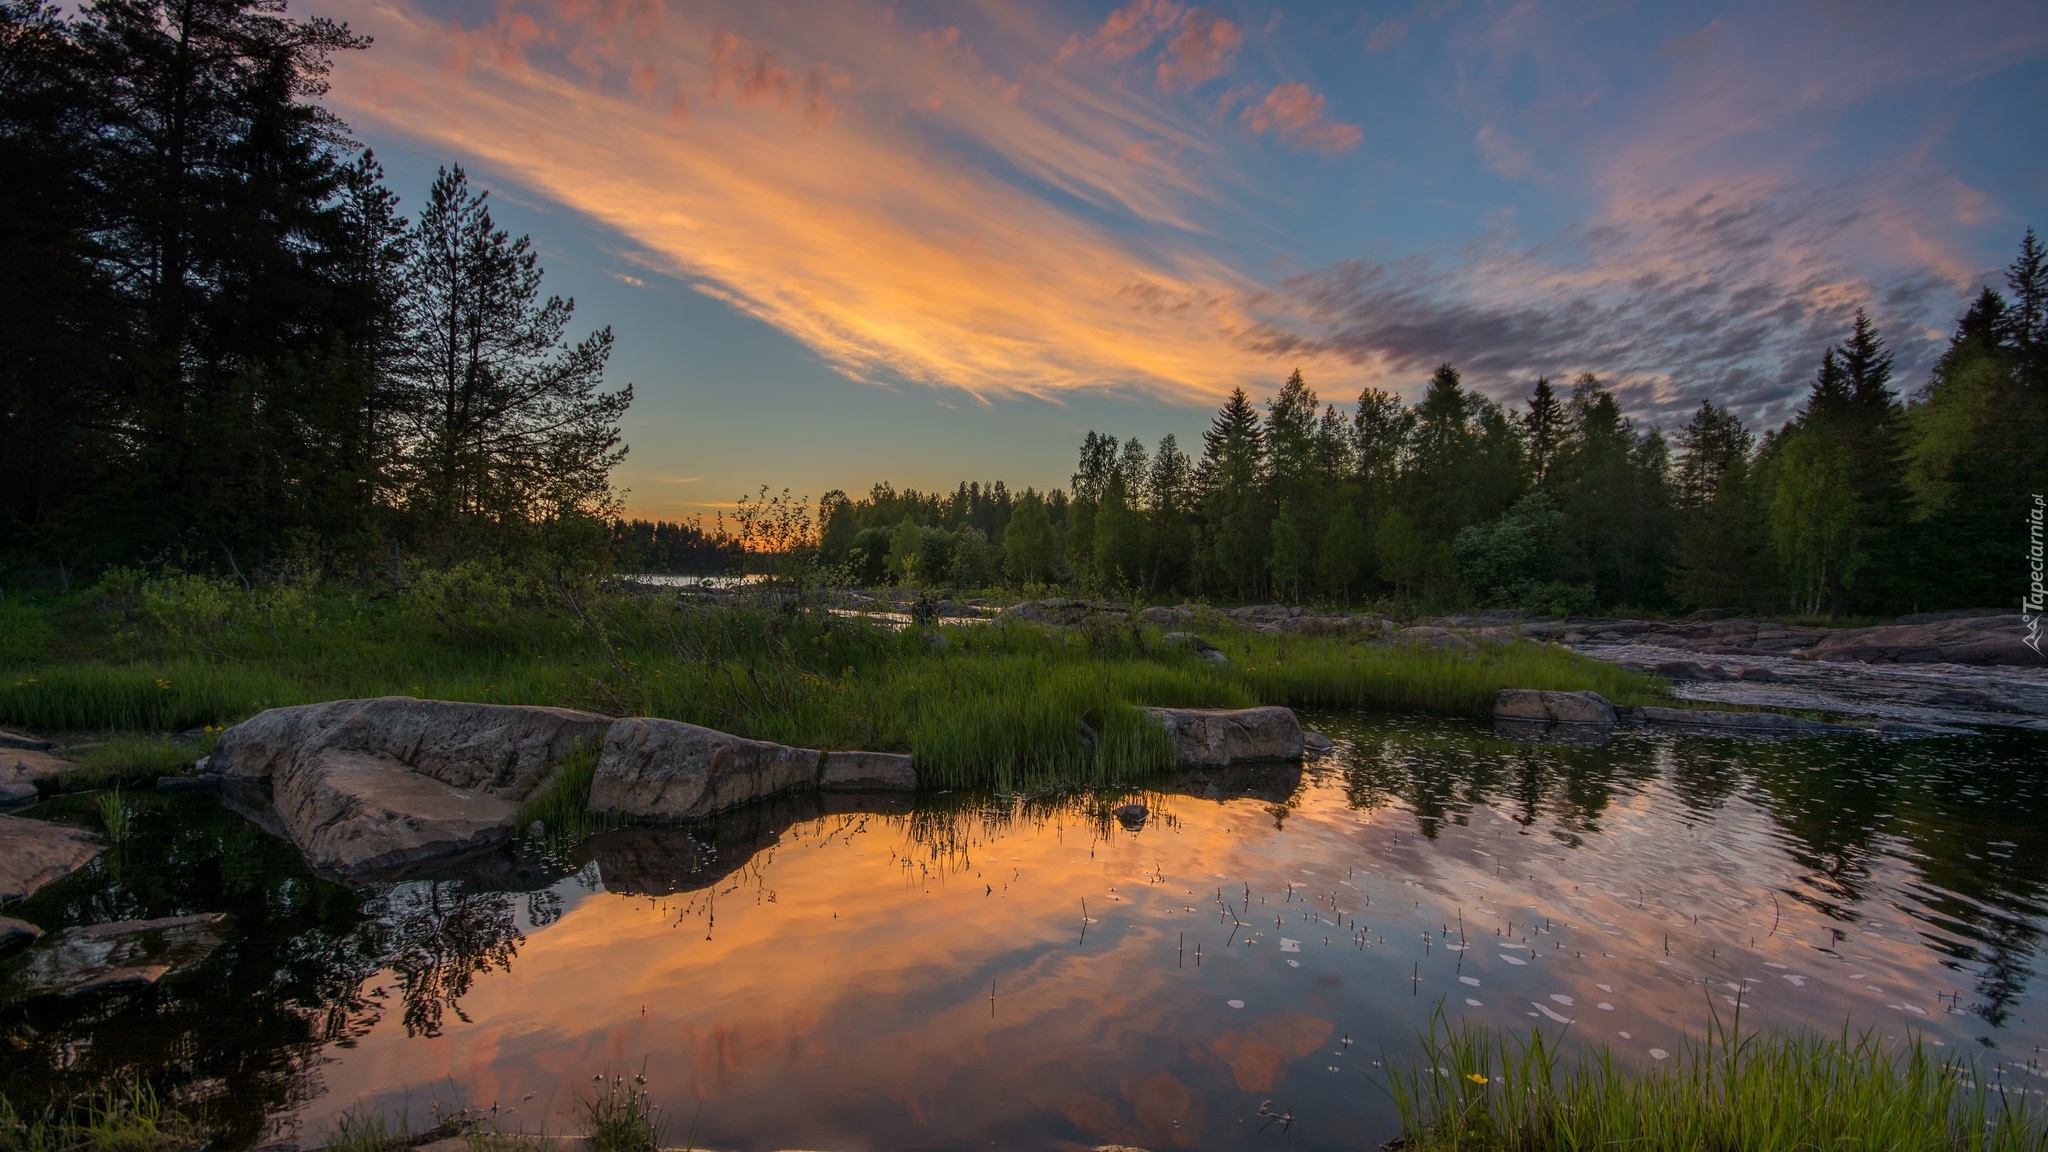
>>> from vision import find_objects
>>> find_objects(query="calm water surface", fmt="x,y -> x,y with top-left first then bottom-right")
4,713 -> 2046,1150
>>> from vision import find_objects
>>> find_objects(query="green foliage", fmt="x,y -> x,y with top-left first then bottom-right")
1452,492 -> 1564,608
1770,426 -> 1862,615
1384,1008 -> 2047,1151
1,576 -> 1668,792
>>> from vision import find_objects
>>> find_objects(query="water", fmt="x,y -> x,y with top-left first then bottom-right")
3,714 -> 2045,1149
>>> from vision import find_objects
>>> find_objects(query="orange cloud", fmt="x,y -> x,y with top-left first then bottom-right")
1238,82 -> 1361,154
327,0 -> 1340,404
1157,8 -> 1241,91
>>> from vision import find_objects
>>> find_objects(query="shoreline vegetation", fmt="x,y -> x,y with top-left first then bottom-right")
1,571 -> 1667,793
1384,1009 -> 2048,1152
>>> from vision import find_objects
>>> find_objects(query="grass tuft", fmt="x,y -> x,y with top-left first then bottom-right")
1384,1005 -> 2048,1151
576,1071 -> 662,1152
516,741 -> 604,843
0,1086 -> 188,1152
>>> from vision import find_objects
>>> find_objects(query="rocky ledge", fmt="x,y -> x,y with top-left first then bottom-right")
1493,689 -> 1868,741
201,698 -> 923,878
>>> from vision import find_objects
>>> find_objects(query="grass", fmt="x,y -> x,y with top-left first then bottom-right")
576,1072 -> 662,1152
1384,1007 -> 2048,1151
515,740 -> 603,842
0,1087 -> 188,1152
1,576 -> 1671,791
93,788 -> 129,842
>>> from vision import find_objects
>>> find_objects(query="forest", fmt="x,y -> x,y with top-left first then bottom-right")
3,0 -> 2040,618
0,0 -> 632,580
819,256 -> 2046,617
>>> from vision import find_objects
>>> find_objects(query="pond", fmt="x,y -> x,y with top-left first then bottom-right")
4,713 -> 2046,1150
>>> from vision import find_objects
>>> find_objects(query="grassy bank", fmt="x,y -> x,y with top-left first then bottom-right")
1385,1010 -> 2047,1151
1,575 -> 1666,790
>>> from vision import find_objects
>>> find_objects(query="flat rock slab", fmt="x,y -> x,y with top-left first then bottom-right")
593,718 -> 822,821
278,750 -> 523,877
1635,706 -> 1862,735
4,748 -> 77,785
2,913 -> 227,999
1143,706 -> 1304,768
0,815 -> 102,900
0,731 -> 51,751
1494,690 -> 1618,726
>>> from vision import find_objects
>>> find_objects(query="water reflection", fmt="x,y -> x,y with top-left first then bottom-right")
0,716 -> 2042,1150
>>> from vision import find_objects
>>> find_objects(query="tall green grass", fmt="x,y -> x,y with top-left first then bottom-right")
2,579 -> 1668,790
0,1086 -> 188,1152
1384,1007 -> 2048,1151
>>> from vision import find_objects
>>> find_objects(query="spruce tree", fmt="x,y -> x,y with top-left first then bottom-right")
1521,376 -> 1564,486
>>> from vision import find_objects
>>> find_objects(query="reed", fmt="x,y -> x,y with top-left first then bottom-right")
1383,1007 -> 2048,1151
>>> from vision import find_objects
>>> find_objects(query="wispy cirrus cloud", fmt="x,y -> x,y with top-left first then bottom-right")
325,0 -> 2047,432
331,0 -> 1315,402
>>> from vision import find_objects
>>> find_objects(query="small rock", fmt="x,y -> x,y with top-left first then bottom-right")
819,750 -> 918,792
1302,732 -> 1336,758
0,815 -> 102,901
1113,803 -> 1148,830
0,917 -> 43,949
1161,631 -> 1223,660
527,820 -> 546,839
1136,606 -> 1180,625
1397,626 -> 1478,653
1493,690 -> 1618,726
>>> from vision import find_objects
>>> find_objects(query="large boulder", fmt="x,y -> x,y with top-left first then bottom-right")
207,698 -> 612,877
1494,690 -> 1618,726
1142,706 -> 1304,768
591,717 -> 823,822
0,815 -> 102,901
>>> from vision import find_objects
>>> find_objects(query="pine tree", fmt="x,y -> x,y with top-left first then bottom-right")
2007,226 -> 2046,368
393,166 -> 632,550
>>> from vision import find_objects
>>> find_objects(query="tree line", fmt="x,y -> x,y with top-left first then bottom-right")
0,0 -> 632,580
820,233 -> 2045,616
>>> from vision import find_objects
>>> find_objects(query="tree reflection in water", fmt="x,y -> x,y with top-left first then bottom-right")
1,716 -> 2042,1148
0,794 -> 560,1147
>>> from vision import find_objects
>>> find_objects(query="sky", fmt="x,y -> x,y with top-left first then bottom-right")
317,0 -> 2048,520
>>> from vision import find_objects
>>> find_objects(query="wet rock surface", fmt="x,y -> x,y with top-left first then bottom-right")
1,912 -> 227,999
0,815 -> 102,901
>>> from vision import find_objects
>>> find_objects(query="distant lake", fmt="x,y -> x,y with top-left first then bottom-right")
6,714 -> 2044,1149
